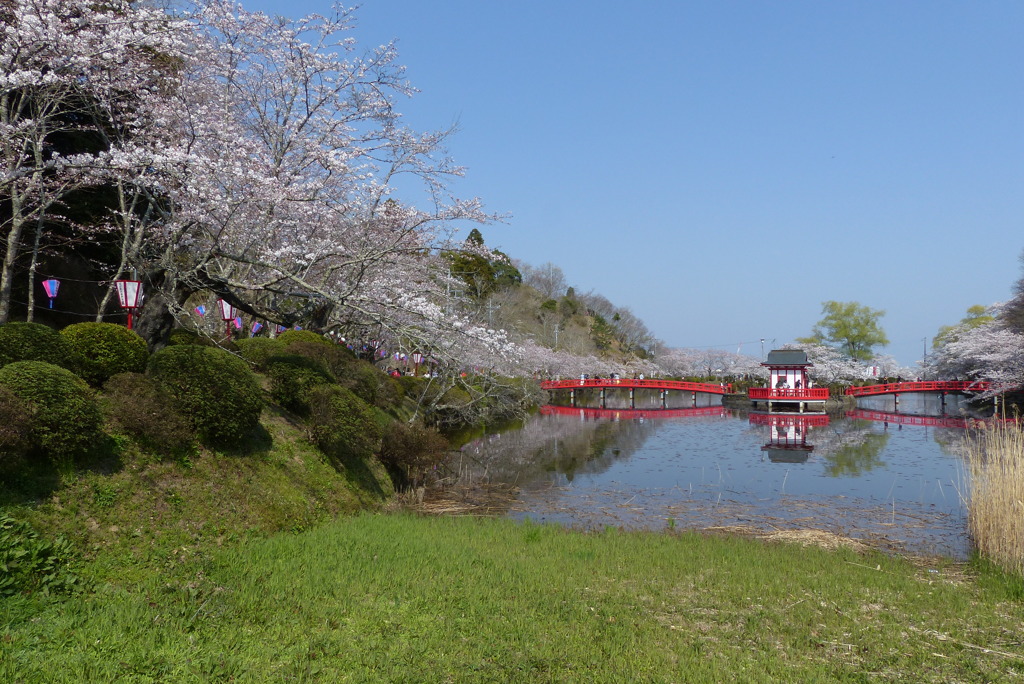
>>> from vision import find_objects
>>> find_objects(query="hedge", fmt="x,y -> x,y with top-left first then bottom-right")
147,345 -> 263,447
0,322 -> 69,368
60,322 -> 148,386
0,361 -> 104,459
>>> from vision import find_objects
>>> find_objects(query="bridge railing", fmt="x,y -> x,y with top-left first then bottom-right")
748,387 -> 830,401
539,378 -> 730,394
845,381 -> 992,397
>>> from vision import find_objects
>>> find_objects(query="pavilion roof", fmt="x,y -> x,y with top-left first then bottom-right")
764,349 -> 811,367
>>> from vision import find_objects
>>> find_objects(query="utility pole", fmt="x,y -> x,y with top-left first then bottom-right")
922,337 -> 928,380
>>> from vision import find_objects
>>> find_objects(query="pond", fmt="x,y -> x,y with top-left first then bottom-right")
440,401 -> 994,559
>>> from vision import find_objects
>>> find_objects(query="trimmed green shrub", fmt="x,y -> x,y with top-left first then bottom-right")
167,328 -> 217,347
266,354 -> 334,414
60,322 -> 148,386
0,361 -> 104,459
340,362 -> 386,407
168,328 -> 199,345
0,321 -> 69,368
281,339 -> 353,374
397,375 -> 426,398
147,345 -> 263,447
0,387 -> 33,470
235,337 -> 286,371
102,373 -> 195,457
276,339 -> 396,407
380,421 -> 450,488
276,329 -> 331,347
0,514 -> 81,596
307,385 -> 382,461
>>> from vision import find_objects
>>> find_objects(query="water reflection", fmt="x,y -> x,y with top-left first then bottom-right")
440,406 -> 983,558
749,413 -> 828,463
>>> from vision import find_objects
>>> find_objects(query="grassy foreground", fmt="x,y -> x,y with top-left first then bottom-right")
3,513 -> 1024,682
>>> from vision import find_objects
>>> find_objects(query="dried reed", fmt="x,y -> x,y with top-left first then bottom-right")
965,422 -> 1024,575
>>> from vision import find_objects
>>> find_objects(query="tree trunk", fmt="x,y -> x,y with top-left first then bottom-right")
0,196 -> 27,324
132,269 -> 194,351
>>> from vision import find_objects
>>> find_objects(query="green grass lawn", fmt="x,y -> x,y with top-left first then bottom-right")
3,513 -> 1023,682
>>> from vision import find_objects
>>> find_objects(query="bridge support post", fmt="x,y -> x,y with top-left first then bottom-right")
570,389 -> 576,407
941,392 -> 946,414
629,388 -> 635,409
660,390 -> 666,409
894,393 -> 899,412
600,388 -> 606,409
692,391 -> 697,408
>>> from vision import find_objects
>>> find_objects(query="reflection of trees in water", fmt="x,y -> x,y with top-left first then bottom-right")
452,414 -> 659,486
932,428 -> 972,458
820,432 -> 889,476
807,419 -> 889,477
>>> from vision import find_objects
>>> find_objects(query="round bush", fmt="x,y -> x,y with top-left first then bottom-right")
276,329 -> 331,348
147,345 -> 263,447
167,328 -> 217,348
60,322 -> 148,386
307,385 -> 382,461
266,354 -> 334,414
0,387 -> 33,469
235,337 -> 286,371
0,361 -> 104,459
102,373 -> 195,457
167,328 -> 199,346
341,362 -> 388,407
0,322 -> 69,368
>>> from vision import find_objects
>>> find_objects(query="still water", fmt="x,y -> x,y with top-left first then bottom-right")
450,400 -> 986,559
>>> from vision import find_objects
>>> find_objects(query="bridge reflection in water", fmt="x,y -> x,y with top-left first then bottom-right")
539,405 -> 727,421
845,408 -> 1016,429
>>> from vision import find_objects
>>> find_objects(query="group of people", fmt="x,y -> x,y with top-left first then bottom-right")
579,372 -> 644,384
774,378 -> 811,389
386,368 -> 431,378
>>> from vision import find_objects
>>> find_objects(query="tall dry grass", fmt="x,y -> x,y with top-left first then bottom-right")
966,422 -> 1024,575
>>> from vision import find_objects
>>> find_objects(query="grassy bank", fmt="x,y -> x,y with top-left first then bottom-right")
3,514 -> 1023,682
1,405 -> 394,589
966,423 -> 1024,576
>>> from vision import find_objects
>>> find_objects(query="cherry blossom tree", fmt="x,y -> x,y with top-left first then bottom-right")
927,311 -> 1024,390
654,347 -> 763,380
789,343 -> 863,385
0,0 -> 185,323
67,1 -> 517,376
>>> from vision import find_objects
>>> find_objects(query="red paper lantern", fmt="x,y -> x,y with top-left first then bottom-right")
114,279 -> 143,329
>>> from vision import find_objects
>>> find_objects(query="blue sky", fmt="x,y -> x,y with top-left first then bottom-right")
246,0 -> 1023,366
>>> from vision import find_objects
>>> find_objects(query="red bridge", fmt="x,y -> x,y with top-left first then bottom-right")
540,378 -> 730,394
845,381 -> 992,397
